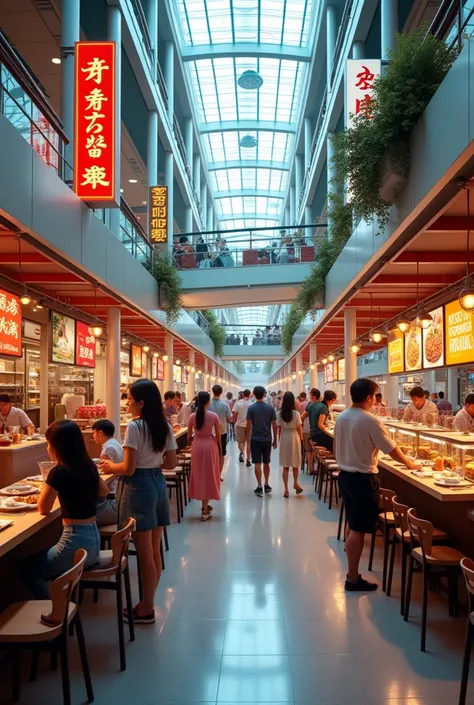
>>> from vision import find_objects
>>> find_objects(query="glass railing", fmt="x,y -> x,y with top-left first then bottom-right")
221,325 -> 282,347
93,199 -> 152,268
0,31 -> 69,179
173,223 -> 325,270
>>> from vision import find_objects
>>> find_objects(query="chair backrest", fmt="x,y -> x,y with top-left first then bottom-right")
392,495 -> 410,533
49,548 -> 87,626
379,487 -> 396,520
407,508 -> 433,559
110,517 -> 136,568
461,557 -> 474,604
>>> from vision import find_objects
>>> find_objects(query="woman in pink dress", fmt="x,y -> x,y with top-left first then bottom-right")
187,391 -> 222,522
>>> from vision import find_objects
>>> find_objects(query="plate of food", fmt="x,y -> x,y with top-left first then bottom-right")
433,471 -> 466,486
0,484 -> 40,497
26,475 -> 43,482
412,470 -> 434,478
0,497 -> 36,512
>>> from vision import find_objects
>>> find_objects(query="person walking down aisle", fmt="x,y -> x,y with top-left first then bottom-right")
246,386 -> 277,497
188,392 -> 222,522
100,380 -> 177,624
277,391 -> 303,498
210,384 -> 233,481
302,389 -> 336,452
233,389 -> 252,466
335,378 -> 421,593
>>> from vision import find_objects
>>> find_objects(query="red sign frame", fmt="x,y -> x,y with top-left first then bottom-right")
74,41 -> 117,205
0,289 -> 22,357
75,321 -> 96,368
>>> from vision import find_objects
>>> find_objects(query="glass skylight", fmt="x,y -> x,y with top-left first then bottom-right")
205,131 -> 293,164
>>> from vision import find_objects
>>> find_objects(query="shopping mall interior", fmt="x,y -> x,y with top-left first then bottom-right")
1,0 -> 474,703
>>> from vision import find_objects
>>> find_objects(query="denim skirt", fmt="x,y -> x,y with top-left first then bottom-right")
117,468 -> 170,531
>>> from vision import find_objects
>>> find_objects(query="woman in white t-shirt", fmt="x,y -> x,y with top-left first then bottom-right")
101,379 -> 177,624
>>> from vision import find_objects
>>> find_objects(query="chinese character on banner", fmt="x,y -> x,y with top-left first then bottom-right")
74,42 -> 117,205
149,186 -> 168,243
0,289 -> 22,357
75,321 -> 96,368
345,59 -> 381,130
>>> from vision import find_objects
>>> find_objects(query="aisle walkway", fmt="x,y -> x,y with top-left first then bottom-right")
3,442 -> 470,704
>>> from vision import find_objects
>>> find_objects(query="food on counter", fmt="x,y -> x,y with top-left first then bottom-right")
0,436 -> 11,447
465,462 -> 474,480
398,445 -> 411,455
417,445 -> 438,461
443,456 -> 457,470
441,470 -> 458,478
16,495 -> 39,505
76,404 -> 107,420
434,456 -> 444,472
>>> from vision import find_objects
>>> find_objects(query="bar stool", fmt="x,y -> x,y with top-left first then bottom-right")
323,463 -> 340,510
317,452 -> 335,498
386,498 -> 448,615
80,518 -> 136,671
459,557 -> 474,705
337,500 -> 347,541
368,487 -> 397,592
404,509 -> 464,652
163,468 -> 185,522
0,549 -> 93,705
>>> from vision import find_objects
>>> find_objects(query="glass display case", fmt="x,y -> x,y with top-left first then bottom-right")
48,364 -> 94,423
0,356 -> 24,406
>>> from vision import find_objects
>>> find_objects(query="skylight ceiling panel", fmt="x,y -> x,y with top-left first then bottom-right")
226,169 -> 243,190
207,133 -> 226,161
206,0 -> 233,43
282,0 -> 311,46
233,0 -> 258,42
260,0 -> 285,43
242,196 -> 256,213
214,59 -> 238,121
256,196 -> 268,213
180,0 -> 210,44
256,169 -> 271,190
220,198 -> 233,214
215,170 -> 231,189
241,168 -> 256,189
222,132 -> 240,160
193,60 -> 222,122
231,196 -> 244,213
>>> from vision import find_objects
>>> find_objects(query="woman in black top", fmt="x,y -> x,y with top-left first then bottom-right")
23,420 -> 109,599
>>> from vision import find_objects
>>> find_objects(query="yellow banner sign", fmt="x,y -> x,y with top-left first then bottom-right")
388,337 -> 404,374
149,185 -> 168,243
445,299 -> 474,366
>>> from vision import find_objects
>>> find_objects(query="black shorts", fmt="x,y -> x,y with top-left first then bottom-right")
337,471 -> 380,534
251,439 -> 272,465
310,432 -> 333,453
221,433 -> 228,456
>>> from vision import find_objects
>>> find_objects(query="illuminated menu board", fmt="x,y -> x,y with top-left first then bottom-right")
445,299 -> 474,366
173,364 -> 182,384
337,358 -> 345,382
0,289 -> 22,357
325,363 -> 334,384
405,325 -> 422,372
130,344 -> 142,377
157,359 -> 164,381
75,321 -> 96,368
388,337 -> 404,374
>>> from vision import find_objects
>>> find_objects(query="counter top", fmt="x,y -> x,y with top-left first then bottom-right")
378,457 -> 474,502
379,419 -> 474,447
0,439 -> 47,453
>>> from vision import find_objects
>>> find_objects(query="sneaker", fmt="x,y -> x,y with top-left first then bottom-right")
239,452 -> 244,463
254,486 -> 263,497
123,606 -> 156,624
344,575 -> 378,592
246,460 -> 252,467
264,484 -> 272,494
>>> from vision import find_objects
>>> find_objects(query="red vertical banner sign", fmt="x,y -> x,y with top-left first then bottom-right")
75,321 -> 96,368
74,42 -> 117,206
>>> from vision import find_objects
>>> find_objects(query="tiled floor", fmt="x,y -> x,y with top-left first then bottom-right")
1,441 -> 472,704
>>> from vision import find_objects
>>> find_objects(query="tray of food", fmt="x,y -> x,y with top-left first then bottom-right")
0,496 -> 37,512
0,484 -> 40,497
433,471 -> 471,486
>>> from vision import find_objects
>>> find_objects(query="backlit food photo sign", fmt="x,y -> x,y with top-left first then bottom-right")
74,42 -> 117,206
0,289 -> 22,357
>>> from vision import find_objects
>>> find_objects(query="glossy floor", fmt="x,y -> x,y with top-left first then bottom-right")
1,442 -> 472,704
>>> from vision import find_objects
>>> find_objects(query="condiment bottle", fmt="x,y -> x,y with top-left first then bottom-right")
434,456 -> 444,472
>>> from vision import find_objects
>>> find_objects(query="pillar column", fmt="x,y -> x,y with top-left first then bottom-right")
164,334 -> 173,391
147,110 -> 158,234
310,343 -> 318,389
40,324 -> 49,432
295,155 -> 303,221
107,6 -> 122,239
447,367 -> 459,409
386,375 -> 398,409
304,118 -> 312,170
207,204 -> 213,233
284,207 -> 290,228
61,0 -> 80,181
145,0 -> 158,79
305,206 -> 312,228
326,5 -> 337,91
185,118 -> 193,173
164,41 -> 174,124
165,151 -> 174,250
185,206 -> 193,233
107,308 -> 121,440
188,350 -> 195,402
381,0 -> 398,60
201,185 -> 208,230
344,308 -> 357,407
352,41 -> 365,59
193,154 -> 201,199
289,186 -> 295,226
296,352 -> 303,396
426,370 -> 436,395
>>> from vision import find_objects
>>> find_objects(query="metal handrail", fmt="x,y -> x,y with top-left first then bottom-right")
427,0 -> 460,44
129,0 -> 154,60
120,197 -> 151,246
0,30 -> 68,143
157,61 -> 168,107
330,0 -> 355,88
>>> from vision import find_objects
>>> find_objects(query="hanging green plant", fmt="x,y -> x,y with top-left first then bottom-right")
200,309 -> 226,357
335,28 -> 457,230
263,360 -> 274,375
233,360 -> 245,375
151,250 -> 183,326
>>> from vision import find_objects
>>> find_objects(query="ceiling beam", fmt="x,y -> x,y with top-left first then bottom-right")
200,120 -> 296,134
427,216 -> 471,231
370,274 -> 459,286
213,190 -> 284,199
14,272 -> 84,284
0,253 -> 50,264
350,297 -> 417,307
218,213 -> 279,222
207,160 -> 288,171
181,43 -> 312,63
393,251 -> 467,264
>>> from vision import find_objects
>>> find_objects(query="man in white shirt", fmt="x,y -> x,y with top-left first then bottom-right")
335,378 -> 420,592
92,419 -> 124,526
233,388 -> 252,466
175,392 -> 192,426
454,394 -> 474,432
0,394 -> 34,433
402,386 -> 438,423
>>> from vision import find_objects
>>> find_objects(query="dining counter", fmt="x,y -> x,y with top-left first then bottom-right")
0,439 -> 50,487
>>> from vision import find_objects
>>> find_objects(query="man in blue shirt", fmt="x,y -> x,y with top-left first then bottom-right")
210,384 -> 233,481
246,386 -> 277,497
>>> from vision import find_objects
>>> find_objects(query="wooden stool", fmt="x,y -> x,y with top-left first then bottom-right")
404,509 -> 464,652
337,501 -> 347,541
317,453 -> 335,498
163,468 -> 185,522
81,518 -> 135,671
0,549 -> 93,705
459,557 -> 474,705
323,463 -> 339,510
368,487 -> 397,592
386,498 -> 448,615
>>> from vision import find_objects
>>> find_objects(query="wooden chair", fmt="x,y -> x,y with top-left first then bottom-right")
368,487 -> 396,592
386,498 -> 448,615
0,549 -> 93,705
80,518 -> 136,671
404,509 -> 464,651
459,557 -> 474,705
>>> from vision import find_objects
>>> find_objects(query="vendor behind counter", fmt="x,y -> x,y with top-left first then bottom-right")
0,394 -> 34,434
402,386 -> 438,423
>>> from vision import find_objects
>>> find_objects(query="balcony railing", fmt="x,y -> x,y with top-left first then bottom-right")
0,30 -> 69,179
429,0 -> 474,50
221,325 -> 282,347
173,223 -> 325,269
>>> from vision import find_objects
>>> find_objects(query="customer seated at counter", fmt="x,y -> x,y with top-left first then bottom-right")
0,393 -> 34,434
402,386 -> 438,423
92,419 -> 123,525
22,420 -> 110,600
454,394 -> 474,432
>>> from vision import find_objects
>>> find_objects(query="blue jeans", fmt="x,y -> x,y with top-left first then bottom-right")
117,468 -> 170,531
22,524 -> 100,599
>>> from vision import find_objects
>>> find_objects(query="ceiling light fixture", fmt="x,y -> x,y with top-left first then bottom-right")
370,330 -> 384,344
153,352 -> 159,358
350,341 -> 361,354
396,318 -> 411,334
51,57 -> 61,65
237,70 -> 263,90
239,135 -> 258,148
128,179 -> 138,184
162,354 -> 169,362
328,354 -> 335,363
322,358 -> 328,365
143,345 -> 150,353
17,237 -> 31,305
88,286 -> 103,337
413,252 -> 433,328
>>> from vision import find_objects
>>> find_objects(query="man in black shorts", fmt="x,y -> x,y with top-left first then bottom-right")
335,378 -> 420,592
246,386 -> 277,497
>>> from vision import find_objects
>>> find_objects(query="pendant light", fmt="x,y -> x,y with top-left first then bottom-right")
369,294 -> 385,343
328,354 -> 335,363
413,252 -> 433,329
88,286 -> 103,338
459,186 -> 474,311
143,345 -> 150,353
321,357 -> 328,365
350,341 -> 361,354
396,318 -> 411,334
17,237 -> 31,305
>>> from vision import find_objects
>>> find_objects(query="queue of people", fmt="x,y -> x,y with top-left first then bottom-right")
225,325 -> 282,346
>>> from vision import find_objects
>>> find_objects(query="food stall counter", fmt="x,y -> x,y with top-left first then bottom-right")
0,439 -> 50,486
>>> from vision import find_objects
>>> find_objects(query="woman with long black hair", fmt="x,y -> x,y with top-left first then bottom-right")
277,391 -> 303,498
100,379 -> 177,624
23,420 -> 109,599
187,391 -> 221,521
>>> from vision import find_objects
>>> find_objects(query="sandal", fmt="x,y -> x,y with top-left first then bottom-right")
294,485 -> 304,495
283,490 -> 289,498
201,512 -> 210,522
123,605 -> 155,624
